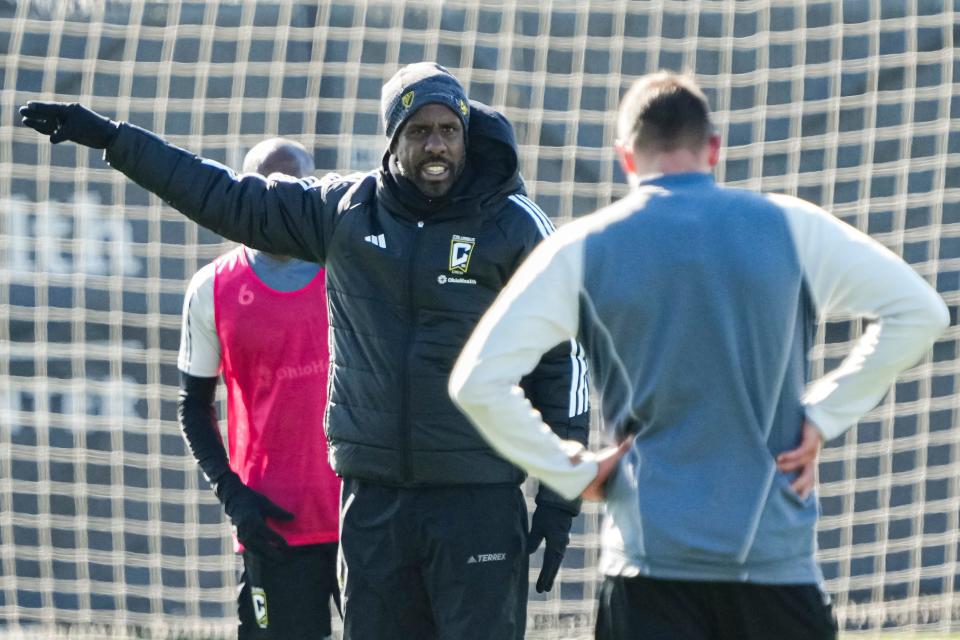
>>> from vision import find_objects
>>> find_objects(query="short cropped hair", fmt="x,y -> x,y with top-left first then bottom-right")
617,72 -> 714,153
242,138 -> 315,178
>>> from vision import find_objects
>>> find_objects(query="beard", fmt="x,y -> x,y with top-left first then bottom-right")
398,156 -> 464,199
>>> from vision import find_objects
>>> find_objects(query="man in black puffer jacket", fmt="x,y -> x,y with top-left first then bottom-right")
20,62 -> 589,639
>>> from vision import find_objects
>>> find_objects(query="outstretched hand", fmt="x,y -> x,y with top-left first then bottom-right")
19,101 -> 119,149
777,421 -> 823,499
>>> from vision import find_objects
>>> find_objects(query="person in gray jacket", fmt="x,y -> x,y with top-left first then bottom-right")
450,71 -> 949,640
20,62 -> 589,639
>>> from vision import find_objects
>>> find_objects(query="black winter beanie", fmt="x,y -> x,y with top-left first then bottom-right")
381,62 -> 470,144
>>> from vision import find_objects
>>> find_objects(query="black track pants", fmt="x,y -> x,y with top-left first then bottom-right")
596,574 -> 838,640
339,479 -> 529,640
238,542 -> 340,639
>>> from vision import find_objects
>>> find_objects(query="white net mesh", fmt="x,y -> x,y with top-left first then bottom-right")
0,0 -> 957,637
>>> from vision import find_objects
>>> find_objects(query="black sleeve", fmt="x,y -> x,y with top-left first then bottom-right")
104,123 -> 362,264
506,197 -> 591,514
177,371 -> 231,488
521,343 -> 590,514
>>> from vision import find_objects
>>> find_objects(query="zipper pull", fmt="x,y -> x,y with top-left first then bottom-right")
416,221 -> 424,228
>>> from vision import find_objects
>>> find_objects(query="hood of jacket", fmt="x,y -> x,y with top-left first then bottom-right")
377,100 -> 523,222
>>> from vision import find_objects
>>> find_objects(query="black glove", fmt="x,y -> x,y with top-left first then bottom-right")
215,471 -> 294,561
19,101 -> 119,148
526,502 -> 574,593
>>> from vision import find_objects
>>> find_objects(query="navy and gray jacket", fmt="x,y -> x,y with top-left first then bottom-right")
105,102 -> 589,500
452,172 -> 949,584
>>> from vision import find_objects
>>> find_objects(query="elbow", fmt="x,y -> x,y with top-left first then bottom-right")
448,365 -> 477,415
448,360 -> 497,424
894,290 -> 952,348
921,294 -> 951,343
175,390 -> 190,427
932,298 -> 951,336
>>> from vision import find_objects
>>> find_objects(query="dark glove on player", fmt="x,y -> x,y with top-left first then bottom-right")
526,502 -> 574,593
215,471 -> 294,561
19,101 -> 119,149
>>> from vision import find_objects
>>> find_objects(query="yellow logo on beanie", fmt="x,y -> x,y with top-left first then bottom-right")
402,91 -> 415,108
458,98 -> 468,115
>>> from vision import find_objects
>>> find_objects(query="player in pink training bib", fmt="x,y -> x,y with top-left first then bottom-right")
177,139 -> 340,639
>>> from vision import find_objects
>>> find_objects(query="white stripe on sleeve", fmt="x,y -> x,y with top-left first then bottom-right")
568,339 -> 589,417
510,193 -> 586,417
450,227 -> 596,500
509,193 -> 556,238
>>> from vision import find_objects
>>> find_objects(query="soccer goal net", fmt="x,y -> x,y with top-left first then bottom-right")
0,1 -> 956,637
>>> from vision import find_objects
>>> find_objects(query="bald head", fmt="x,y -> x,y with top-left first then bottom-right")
242,138 -> 315,178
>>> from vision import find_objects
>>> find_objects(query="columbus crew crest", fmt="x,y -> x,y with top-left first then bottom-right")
449,235 -> 476,274
401,91 -> 415,108
251,587 -> 269,629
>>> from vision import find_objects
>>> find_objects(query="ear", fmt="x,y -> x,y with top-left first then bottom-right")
615,141 -> 637,178
706,134 -> 721,168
